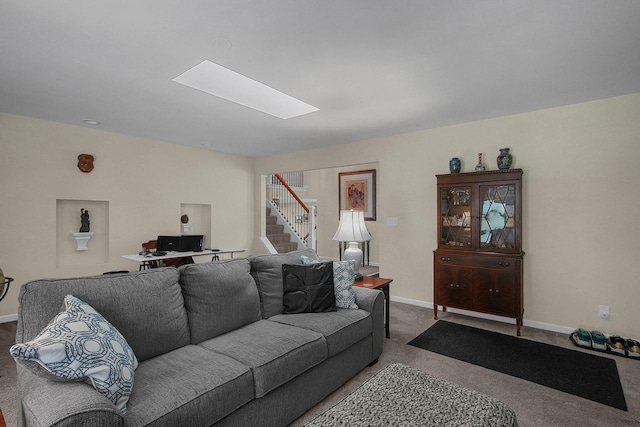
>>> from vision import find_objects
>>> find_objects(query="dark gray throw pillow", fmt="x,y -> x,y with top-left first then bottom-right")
282,262 -> 336,314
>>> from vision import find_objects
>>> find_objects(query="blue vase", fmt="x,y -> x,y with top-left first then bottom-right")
449,157 -> 461,173
497,148 -> 512,170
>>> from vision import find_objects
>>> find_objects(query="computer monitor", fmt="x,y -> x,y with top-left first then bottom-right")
156,235 -> 181,252
179,235 -> 204,252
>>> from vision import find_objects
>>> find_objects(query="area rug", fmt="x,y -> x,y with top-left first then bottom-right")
304,363 -> 517,427
409,321 -> 627,411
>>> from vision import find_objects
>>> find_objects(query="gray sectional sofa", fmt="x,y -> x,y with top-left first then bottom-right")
14,248 -> 384,426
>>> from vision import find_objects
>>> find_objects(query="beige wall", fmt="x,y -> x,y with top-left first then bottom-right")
256,93 -> 640,338
0,113 -> 255,319
3,93 -> 639,338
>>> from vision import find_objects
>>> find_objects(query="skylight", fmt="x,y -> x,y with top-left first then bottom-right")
172,60 -> 319,119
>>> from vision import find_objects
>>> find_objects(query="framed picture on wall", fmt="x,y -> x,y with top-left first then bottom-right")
338,169 -> 376,220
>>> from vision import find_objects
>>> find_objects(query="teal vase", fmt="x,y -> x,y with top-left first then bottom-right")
497,148 -> 512,170
449,157 -> 461,173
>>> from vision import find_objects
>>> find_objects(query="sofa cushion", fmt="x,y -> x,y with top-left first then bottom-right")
282,262 -> 336,314
16,268 -> 190,363
179,259 -> 261,344
10,295 -> 138,415
199,319 -> 327,398
249,248 -> 319,318
124,345 -> 254,427
301,256 -> 359,310
270,309 -> 371,357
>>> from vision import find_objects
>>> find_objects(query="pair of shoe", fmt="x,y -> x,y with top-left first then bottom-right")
607,336 -> 640,357
591,331 -> 607,351
626,338 -> 640,358
571,329 -> 606,351
572,328 -> 592,348
608,335 -> 626,355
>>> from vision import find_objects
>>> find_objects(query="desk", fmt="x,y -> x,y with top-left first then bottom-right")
122,248 -> 246,268
353,277 -> 392,338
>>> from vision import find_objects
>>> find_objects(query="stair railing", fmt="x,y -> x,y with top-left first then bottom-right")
268,173 -> 312,247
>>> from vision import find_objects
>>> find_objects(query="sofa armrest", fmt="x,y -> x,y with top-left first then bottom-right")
352,287 -> 384,361
352,286 -> 380,313
17,365 -> 123,427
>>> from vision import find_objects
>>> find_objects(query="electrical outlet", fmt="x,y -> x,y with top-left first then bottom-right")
598,305 -> 609,320
386,217 -> 399,227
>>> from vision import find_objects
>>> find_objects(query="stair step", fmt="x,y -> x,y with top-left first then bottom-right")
266,224 -> 284,235
266,215 -> 277,225
272,242 -> 298,253
268,233 -> 291,244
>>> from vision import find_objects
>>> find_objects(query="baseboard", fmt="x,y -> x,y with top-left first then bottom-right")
389,295 -> 575,335
0,313 -> 18,323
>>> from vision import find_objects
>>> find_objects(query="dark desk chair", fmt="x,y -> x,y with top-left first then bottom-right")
140,239 -> 194,269
140,240 -> 159,270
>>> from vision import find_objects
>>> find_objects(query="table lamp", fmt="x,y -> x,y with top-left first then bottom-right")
332,210 -> 372,280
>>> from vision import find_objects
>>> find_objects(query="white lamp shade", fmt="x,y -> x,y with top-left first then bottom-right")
332,210 -> 372,242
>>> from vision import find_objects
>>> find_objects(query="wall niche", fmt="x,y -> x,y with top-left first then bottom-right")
56,199 -> 109,267
180,203 -> 212,248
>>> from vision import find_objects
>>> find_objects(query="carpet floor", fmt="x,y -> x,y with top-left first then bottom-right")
409,320 -> 627,410
289,303 -> 640,427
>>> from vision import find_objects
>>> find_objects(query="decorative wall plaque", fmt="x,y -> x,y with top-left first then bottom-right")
77,154 -> 94,173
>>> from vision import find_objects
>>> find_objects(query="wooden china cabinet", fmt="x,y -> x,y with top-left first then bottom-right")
433,169 -> 524,335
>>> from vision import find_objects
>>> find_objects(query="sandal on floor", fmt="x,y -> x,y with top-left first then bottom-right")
571,328 -> 592,348
608,335 -> 626,355
591,331 -> 607,351
626,339 -> 640,358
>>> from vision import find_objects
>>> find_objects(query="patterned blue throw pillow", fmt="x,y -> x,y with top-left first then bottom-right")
302,255 -> 359,309
10,295 -> 138,414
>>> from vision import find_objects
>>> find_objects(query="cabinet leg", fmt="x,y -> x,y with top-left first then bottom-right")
516,318 -> 522,336
434,304 -> 438,320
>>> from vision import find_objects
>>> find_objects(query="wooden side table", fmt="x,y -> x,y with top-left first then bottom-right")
354,277 -> 393,338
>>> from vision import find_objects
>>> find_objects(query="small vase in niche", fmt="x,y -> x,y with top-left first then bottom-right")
475,153 -> 486,172
497,148 -> 512,170
449,157 -> 461,173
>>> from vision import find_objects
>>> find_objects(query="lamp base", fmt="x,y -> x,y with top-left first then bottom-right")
354,273 -> 364,281
343,241 -> 363,278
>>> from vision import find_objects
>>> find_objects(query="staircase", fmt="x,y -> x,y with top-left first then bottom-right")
266,207 -> 298,253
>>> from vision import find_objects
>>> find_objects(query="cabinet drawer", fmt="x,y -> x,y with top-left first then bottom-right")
474,257 -> 517,270
435,254 -> 467,265
436,253 -> 517,270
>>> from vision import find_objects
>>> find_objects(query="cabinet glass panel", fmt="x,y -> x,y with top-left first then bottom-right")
479,185 -> 516,249
441,187 -> 472,248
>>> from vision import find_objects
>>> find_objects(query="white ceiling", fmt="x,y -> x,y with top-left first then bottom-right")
2,1 -> 639,158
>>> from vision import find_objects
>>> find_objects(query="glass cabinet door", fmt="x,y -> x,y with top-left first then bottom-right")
479,184 -> 516,249
440,187 -> 472,248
